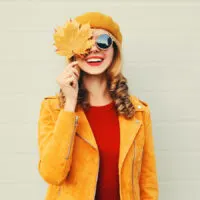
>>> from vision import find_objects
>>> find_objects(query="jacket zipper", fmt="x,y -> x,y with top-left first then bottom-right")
57,115 -> 79,197
132,141 -> 136,199
66,115 -> 79,159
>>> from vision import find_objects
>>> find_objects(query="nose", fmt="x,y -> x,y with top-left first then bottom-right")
89,41 -> 99,52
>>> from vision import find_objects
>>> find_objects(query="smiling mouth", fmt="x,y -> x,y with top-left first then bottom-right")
85,57 -> 104,67
86,60 -> 104,67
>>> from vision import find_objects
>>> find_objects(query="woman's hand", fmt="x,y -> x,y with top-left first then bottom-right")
56,61 -> 80,108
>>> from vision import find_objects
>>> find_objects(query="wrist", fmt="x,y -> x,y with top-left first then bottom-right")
64,100 -> 76,111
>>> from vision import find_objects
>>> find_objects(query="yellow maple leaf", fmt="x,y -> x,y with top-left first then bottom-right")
53,19 -> 95,59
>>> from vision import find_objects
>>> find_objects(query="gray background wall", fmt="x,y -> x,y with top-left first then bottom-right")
0,0 -> 199,199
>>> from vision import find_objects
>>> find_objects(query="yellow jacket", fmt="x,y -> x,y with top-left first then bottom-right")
37,95 -> 159,200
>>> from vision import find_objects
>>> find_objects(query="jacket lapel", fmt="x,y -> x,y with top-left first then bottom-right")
76,107 -> 98,149
118,113 -> 142,173
75,98 -> 145,174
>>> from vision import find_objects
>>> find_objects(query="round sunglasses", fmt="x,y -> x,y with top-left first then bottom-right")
94,33 -> 113,50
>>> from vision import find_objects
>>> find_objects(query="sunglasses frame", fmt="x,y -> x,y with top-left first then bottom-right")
95,33 -> 114,51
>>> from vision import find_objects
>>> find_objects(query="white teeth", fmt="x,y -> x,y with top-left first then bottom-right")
86,58 -> 103,62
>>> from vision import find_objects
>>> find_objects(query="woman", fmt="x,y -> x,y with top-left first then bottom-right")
37,12 -> 159,200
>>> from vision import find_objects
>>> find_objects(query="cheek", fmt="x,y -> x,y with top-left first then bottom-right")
105,48 -> 114,63
75,57 -> 86,68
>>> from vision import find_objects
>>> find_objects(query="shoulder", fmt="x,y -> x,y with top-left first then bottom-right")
40,94 -> 60,111
129,95 -> 150,113
130,95 -> 152,126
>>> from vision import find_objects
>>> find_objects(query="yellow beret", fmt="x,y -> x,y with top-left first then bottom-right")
74,12 -> 122,44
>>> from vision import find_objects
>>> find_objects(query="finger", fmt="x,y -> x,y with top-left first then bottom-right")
69,76 -> 77,89
63,76 -> 75,87
71,67 -> 80,78
64,71 -> 78,81
72,79 -> 77,88
63,71 -> 73,78
64,61 -> 79,73
67,61 -> 79,69
63,69 -> 77,78
66,75 -> 77,85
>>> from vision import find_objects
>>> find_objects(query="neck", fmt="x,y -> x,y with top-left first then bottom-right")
82,73 -> 112,105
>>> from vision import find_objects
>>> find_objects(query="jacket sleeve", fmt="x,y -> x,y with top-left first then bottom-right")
139,105 -> 159,200
37,98 -> 79,185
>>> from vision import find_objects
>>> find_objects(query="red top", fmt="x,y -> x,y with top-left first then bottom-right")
84,100 -> 120,200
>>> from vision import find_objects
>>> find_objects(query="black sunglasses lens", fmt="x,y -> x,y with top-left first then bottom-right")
96,34 -> 112,49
